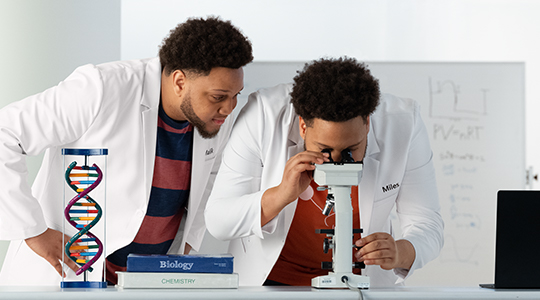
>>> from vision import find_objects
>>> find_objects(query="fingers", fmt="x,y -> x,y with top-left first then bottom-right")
289,159 -> 317,174
286,151 -> 329,169
25,228 -> 81,277
278,151 -> 331,203
284,151 -> 330,182
46,256 -> 66,277
355,232 -> 391,248
63,236 -> 82,272
354,232 -> 397,270
64,252 -> 81,273
49,252 -> 79,277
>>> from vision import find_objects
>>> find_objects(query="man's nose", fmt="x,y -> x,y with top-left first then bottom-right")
331,151 -> 342,163
219,97 -> 237,116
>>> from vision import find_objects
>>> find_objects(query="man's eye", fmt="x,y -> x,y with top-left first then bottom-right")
213,96 -> 225,101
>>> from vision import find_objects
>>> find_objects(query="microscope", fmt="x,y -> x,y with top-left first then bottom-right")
311,149 -> 370,289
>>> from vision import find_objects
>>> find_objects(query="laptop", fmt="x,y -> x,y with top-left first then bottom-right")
480,190 -> 540,289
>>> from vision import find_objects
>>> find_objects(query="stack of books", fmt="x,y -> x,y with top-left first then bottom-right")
116,253 -> 238,289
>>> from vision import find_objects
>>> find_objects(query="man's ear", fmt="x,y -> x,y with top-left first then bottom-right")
299,116 -> 307,140
171,70 -> 187,97
365,115 -> 371,134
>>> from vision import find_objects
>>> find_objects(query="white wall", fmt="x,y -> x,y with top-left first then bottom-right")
121,0 -> 540,180
0,0 -> 121,272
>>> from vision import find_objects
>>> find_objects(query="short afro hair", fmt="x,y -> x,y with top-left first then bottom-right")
159,16 -> 253,76
291,57 -> 380,126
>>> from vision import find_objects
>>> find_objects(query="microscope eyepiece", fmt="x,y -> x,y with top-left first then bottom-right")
340,149 -> 355,163
321,149 -> 355,163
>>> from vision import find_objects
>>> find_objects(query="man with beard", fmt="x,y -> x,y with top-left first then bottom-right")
0,16 -> 253,285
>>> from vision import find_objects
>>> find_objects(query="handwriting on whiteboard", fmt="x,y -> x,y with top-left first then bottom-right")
429,77 -> 489,121
433,124 -> 483,141
427,76 -> 491,266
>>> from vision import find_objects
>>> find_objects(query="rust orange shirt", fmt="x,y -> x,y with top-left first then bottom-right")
266,180 -> 361,285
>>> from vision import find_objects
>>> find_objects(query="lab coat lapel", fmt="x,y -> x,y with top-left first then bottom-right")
140,58 -> 161,202
287,116 -> 304,159
179,129 -> 216,251
284,116 -> 304,232
188,130 -> 208,223
360,124 -> 381,236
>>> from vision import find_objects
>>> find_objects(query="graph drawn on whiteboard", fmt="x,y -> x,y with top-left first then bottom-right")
439,234 -> 480,266
429,77 -> 489,121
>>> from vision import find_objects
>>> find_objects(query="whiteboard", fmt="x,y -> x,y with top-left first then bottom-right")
229,61 -> 525,286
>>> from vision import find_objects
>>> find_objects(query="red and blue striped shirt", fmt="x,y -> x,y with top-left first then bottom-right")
106,103 -> 193,284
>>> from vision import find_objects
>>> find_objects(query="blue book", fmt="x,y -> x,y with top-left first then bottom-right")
126,254 -> 234,274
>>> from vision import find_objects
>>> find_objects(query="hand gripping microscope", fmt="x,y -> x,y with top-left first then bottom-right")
311,149 -> 370,289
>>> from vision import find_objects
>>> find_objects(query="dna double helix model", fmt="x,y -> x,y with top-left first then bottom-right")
63,160 -> 104,276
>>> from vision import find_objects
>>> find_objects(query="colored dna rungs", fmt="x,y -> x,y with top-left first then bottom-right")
63,162 -> 104,276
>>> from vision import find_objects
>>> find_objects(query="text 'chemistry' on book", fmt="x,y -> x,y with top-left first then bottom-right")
116,272 -> 239,289
126,253 -> 234,273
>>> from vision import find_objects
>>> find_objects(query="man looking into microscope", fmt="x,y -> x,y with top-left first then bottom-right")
205,57 -> 444,286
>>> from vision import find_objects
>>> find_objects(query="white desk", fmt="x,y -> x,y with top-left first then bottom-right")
1,286 -> 540,300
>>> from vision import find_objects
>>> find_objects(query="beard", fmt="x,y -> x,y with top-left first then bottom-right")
180,92 -> 220,139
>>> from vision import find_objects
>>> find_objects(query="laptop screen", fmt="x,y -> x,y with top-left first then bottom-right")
495,190 -> 540,288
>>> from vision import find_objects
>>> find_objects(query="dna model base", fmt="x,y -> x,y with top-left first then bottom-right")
60,281 -> 108,288
62,148 -> 108,288
311,154 -> 370,289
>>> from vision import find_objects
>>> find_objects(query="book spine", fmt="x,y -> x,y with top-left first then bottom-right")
116,272 -> 238,289
127,257 -> 233,273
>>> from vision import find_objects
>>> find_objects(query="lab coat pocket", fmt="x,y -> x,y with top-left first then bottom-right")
371,196 -> 397,233
372,193 -> 397,212
240,236 -> 249,253
373,184 -> 398,216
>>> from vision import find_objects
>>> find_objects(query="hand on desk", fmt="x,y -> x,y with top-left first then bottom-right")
25,228 -> 80,277
354,232 -> 416,271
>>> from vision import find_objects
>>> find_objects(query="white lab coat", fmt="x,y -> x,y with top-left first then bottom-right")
0,57 -> 232,285
205,83 -> 444,287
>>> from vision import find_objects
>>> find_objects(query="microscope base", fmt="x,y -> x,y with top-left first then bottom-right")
311,272 -> 370,289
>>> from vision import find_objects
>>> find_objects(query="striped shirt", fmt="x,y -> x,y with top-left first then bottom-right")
106,103 -> 193,284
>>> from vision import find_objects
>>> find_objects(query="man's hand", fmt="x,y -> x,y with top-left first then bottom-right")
261,151 -> 329,226
354,232 -> 416,271
184,243 -> 192,254
276,151 -> 329,203
25,228 -> 80,277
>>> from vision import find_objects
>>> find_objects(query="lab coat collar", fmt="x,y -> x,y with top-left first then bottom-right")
140,57 -> 162,202
366,118 -> 381,158
140,57 -> 162,109
287,114 -> 304,158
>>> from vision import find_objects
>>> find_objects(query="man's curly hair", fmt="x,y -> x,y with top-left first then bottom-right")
159,16 -> 253,76
291,57 -> 380,126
